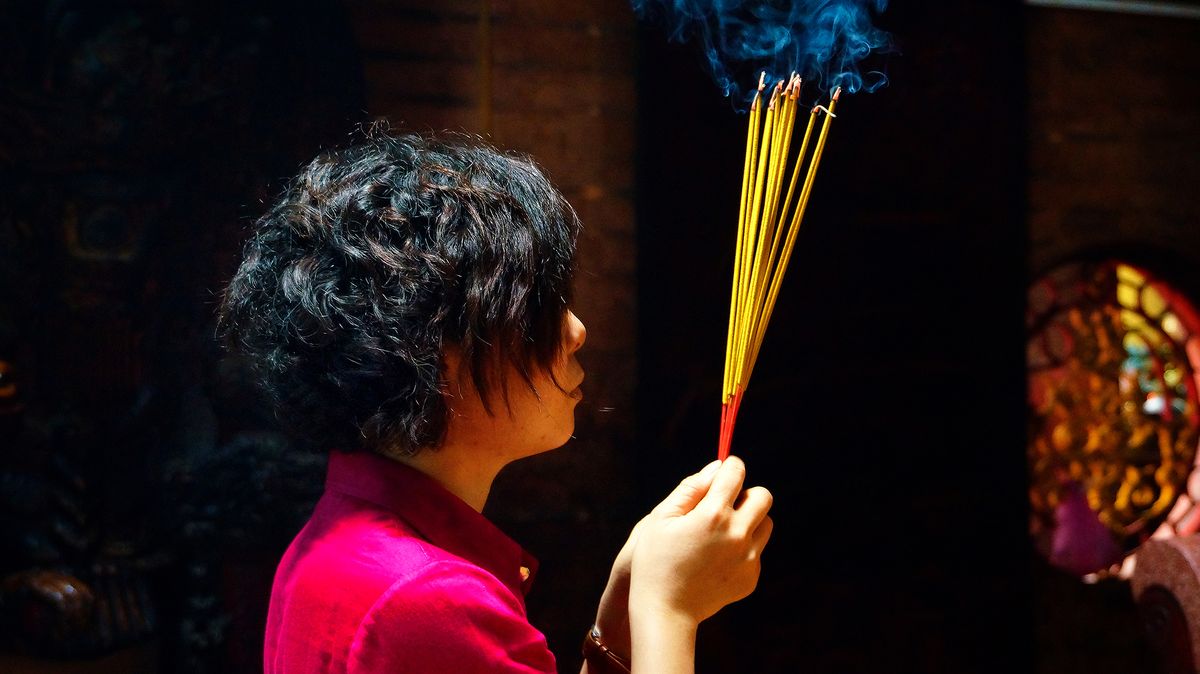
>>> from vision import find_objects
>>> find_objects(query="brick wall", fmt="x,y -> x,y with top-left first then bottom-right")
1028,7 -> 1200,280
1027,7 -> 1200,673
344,1 -> 638,669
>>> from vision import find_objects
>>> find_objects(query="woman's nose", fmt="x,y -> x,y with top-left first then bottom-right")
565,311 -> 587,353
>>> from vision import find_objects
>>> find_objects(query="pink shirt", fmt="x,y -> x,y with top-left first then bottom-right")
263,450 -> 557,674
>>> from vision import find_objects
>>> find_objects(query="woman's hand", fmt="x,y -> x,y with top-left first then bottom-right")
591,460 -> 723,663
629,455 -> 773,627
608,460 -> 719,587
587,457 -> 773,673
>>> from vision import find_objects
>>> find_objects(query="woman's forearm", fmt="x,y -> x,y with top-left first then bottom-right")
581,582 -> 696,674
580,567 -> 633,673
593,566 -> 632,659
629,603 -> 698,674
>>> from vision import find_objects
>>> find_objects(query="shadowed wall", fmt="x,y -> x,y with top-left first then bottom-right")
1027,5 -> 1200,674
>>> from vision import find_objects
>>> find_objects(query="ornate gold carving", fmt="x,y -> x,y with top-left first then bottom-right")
1028,263 -> 1200,568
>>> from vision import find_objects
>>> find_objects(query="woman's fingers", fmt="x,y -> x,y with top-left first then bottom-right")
630,456 -> 775,625
751,514 -> 774,553
699,455 -> 747,512
653,459 -> 722,518
734,486 -> 773,534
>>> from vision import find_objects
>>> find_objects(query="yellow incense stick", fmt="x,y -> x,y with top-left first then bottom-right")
720,78 -> 843,460
724,87 -> 762,401
748,88 -> 840,375
735,87 -> 777,389
740,83 -> 787,383
746,79 -> 799,362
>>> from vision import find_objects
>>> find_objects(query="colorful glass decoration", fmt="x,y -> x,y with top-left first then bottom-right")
1028,261 -> 1200,576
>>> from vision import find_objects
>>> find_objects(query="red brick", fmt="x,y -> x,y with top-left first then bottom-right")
491,110 -> 635,188
354,18 -> 635,74
565,193 -> 635,235
346,0 -> 486,22
492,68 -> 635,113
1027,5 -> 1200,276
362,60 -> 481,107
503,0 -> 634,25
354,14 -> 479,61
365,102 -> 485,134
578,225 -> 637,277
573,284 -> 637,336
492,23 -> 635,73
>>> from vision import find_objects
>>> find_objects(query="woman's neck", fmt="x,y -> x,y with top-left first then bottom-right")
391,439 -> 509,512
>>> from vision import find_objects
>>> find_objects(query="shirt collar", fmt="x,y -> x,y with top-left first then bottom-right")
324,450 -> 538,598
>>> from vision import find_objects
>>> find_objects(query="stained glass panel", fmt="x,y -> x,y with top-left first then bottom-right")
1027,261 -> 1200,577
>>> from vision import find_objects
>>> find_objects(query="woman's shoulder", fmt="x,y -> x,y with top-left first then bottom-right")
282,493 -> 450,590
346,560 -> 555,673
370,558 -> 522,613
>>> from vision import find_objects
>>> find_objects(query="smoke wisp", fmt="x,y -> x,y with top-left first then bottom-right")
634,0 -> 892,106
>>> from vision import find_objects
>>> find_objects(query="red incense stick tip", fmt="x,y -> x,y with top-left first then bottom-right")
758,71 -> 767,91
832,87 -> 842,102
718,403 -> 731,461
718,388 -> 746,461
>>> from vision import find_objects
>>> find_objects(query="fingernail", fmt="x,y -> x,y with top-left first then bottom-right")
700,460 -> 721,476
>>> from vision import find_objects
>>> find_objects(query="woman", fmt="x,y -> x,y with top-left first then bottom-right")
218,131 -> 774,673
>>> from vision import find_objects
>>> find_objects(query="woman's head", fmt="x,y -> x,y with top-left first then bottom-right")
218,131 -> 582,456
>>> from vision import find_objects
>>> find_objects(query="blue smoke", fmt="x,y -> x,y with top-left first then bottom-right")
634,0 -> 892,105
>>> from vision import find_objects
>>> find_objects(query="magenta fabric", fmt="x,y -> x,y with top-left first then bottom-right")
263,450 -> 557,674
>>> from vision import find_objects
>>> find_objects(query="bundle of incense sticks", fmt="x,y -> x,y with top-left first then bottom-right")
719,73 -> 841,461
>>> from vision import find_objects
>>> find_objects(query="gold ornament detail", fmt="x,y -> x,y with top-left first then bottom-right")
1028,263 -> 1200,561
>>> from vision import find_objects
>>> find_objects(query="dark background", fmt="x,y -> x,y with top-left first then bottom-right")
636,3 -> 1030,672
1,0 -> 1198,672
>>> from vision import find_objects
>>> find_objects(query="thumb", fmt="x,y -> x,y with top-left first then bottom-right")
652,460 -> 722,518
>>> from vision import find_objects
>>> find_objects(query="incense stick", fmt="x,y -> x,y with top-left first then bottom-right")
724,80 -> 764,410
719,83 -> 842,460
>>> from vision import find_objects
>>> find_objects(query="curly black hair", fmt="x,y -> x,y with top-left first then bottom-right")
217,131 -> 581,455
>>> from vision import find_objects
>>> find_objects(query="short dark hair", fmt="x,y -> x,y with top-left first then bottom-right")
217,131 -> 581,455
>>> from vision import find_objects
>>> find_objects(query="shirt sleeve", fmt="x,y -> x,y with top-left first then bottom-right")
346,560 -> 558,674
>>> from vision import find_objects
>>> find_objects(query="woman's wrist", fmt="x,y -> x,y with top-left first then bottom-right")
593,570 -> 632,661
628,601 -> 699,674
582,624 -> 631,673
629,597 -> 698,635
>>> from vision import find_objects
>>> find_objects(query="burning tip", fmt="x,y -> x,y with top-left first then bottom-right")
788,75 -> 802,99
758,71 -> 767,90
832,87 -> 842,101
